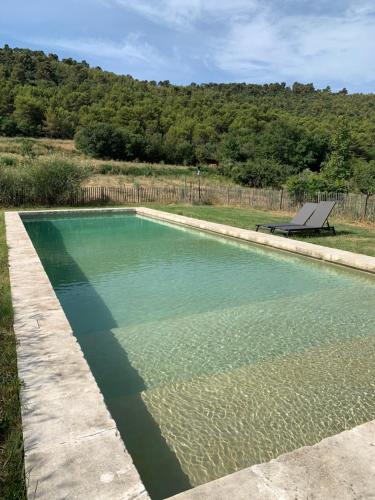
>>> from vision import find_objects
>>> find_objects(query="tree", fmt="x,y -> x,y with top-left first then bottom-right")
224,159 -> 289,188
322,116 -> 353,181
2,44 -> 375,184
13,94 -> 45,136
256,119 -> 328,173
44,107 -> 76,138
286,170 -> 330,198
352,159 -> 375,218
219,134 -> 248,162
292,82 -> 315,94
74,124 -> 128,160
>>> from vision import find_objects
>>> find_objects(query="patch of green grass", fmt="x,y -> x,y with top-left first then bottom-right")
0,211 -> 25,499
153,205 -> 375,257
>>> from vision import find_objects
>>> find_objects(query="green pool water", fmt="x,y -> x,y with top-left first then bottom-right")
24,213 -> 375,499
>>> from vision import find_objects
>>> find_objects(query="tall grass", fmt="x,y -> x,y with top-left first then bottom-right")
0,157 -> 89,206
0,213 -> 26,499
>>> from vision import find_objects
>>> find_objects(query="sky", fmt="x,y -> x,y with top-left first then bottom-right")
1,0 -> 375,92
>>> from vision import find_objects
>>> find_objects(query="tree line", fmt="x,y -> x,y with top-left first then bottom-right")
0,45 -> 374,196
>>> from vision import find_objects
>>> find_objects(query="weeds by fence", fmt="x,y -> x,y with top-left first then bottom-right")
1,184 -> 374,222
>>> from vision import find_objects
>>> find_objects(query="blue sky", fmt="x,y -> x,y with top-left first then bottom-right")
1,0 -> 375,92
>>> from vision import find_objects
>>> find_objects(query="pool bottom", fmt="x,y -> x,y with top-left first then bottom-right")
141,334 -> 375,487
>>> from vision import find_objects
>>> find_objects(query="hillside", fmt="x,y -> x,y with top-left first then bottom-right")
0,45 -> 375,193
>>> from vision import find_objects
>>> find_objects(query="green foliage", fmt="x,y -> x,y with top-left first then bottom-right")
44,106 -> 76,138
255,120 -> 328,173
74,124 -> 128,160
0,158 -> 88,205
222,159 -> 289,188
13,94 -> 45,136
219,135 -> 248,162
322,116 -> 353,181
30,158 -> 89,204
19,138 -> 36,158
0,155 -> 17,167
286,170 -> 348,197
2,45 -> 375,192
0,163 -> 32,206
352,159 -> 375,195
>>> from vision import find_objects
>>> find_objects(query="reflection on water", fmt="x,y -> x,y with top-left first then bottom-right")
24,213 -> 375,498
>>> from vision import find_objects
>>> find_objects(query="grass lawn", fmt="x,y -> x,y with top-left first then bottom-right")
153,205 -> 375,257
0,211 -> 25,499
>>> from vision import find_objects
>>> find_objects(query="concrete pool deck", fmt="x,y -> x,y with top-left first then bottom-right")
5,207 -> 375,499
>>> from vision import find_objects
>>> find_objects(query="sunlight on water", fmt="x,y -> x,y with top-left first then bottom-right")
24,213 -> 375,499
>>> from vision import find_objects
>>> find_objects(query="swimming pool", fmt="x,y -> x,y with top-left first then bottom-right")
24,212 -> 375,499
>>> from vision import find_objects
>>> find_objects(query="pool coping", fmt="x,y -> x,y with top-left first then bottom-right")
5,207 -> 375,500
5,209 -> 149,500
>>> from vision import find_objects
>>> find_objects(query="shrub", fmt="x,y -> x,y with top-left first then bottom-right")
30,158 -> 88,205
352,159 -> 375,196
221,158 -> 290,188
98,163 -> 123,175
0,155 -> 18,167
19,138 -> 36,158
0,158 -> 88,206
0,165 -> 32,206
74,124 -> 128,160
286,169 -> 348,198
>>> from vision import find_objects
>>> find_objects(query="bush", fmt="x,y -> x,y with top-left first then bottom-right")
98,163 -> 123,175
19,138 -> 36,158
286,169 -> 348,198
352,159 -> 375,196
221,158 -> 290,188
0,165 -> 32,206
0,155 -> 18,167
0,158 -> 88,206
30,158 -> 88,205
74,123 -> 128,160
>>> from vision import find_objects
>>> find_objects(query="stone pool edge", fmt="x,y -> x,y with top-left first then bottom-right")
5,210 -> 149,500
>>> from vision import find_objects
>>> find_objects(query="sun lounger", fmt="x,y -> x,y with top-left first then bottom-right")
255,203 -> 317,233
274,201 -> 336,236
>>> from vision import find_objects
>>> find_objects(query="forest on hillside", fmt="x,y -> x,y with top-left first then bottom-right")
0,45 -> 375,195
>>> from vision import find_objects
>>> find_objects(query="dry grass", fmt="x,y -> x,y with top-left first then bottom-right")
0,137 -> 234,190
83,174 -> 234,189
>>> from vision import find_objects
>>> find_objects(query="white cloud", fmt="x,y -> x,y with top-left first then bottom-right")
214,4 -> 375,87
30,34 -> 165,66
111,0 -> 258,29
19,0 -> 375,89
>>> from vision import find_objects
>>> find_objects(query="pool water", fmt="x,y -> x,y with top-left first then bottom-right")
24,213 -> 375,499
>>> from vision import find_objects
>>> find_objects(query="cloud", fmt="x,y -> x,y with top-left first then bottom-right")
111,0 -> 258,29
4,0 -> 375,90
30,34 -> 165,67
214,2 -> 375,88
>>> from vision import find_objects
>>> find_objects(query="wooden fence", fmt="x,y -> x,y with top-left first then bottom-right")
1,184 -> 374,222
69,185 -> 375,222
